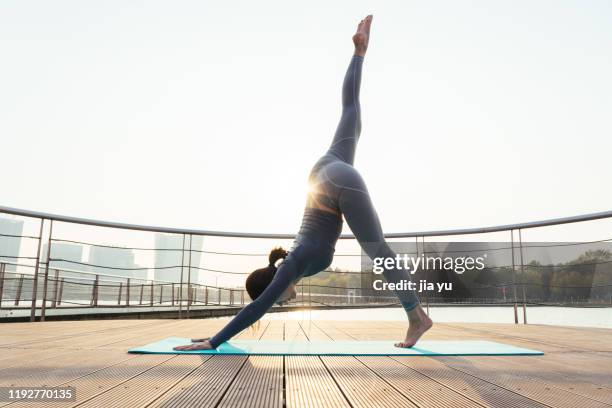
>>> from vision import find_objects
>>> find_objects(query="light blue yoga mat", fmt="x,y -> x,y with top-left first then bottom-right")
128,337 -> 543,356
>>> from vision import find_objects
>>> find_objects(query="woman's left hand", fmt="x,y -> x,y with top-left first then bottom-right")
173,339 -> 214,351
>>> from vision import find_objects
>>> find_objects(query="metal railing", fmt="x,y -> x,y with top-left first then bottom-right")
1,205 -> 611,323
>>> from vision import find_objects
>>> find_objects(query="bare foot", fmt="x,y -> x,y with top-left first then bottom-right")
395,305 -> 433,348
353,14 -> 373,57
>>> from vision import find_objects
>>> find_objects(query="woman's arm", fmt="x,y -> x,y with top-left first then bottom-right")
173,268 -> 293,351
183,263 -> 294,349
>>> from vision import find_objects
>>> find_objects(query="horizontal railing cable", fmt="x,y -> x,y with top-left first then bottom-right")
0,233 -> 41,240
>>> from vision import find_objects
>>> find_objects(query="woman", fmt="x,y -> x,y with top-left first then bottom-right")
175,14 -> 432,351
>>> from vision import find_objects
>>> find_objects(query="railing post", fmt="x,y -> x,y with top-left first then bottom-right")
57,278 -> 64,306
518,229 -> 527,324
90,281 -> 95,306
171,283 -> 175,306
186,234 -> 193,318
510,229 -> 518,324
308,278 -> 311,308
522,286 -> 527,324
126,278 -> 130,306
51,269 -> 59,308
15,274 -> 24,306
92,274 -> 99,307
241,290 -> 244,305
149,281 -> 154,307
204,286 -> 208,305
30,218 -> 45,322
178,234 -> 186,319
159,284 -> 164,304
118,282 -> 123,305
218,287 -> 221,305
41,220 -> 53,322
139,284 -> 144,305
0,263 -> 5,309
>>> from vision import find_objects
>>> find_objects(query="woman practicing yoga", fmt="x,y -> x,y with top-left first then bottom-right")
175,14 -> 432,351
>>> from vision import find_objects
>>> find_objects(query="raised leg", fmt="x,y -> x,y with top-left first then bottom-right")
326,15 -> 372,165
327,55 -> 364,165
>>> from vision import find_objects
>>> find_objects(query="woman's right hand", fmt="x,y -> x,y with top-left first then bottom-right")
190,337 -> 211,343
174,339 -> 214,351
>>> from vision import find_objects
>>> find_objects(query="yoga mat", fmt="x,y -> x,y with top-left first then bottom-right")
128,338 -> 543,356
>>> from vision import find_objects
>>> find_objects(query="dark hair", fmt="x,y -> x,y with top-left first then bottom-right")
245,247 -> 288,301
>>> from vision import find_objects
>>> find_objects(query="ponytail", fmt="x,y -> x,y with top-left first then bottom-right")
245,246 -> 288,301
268,247 -> 288,269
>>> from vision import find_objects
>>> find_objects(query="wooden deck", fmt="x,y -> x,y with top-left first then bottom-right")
0,318 -> 611,407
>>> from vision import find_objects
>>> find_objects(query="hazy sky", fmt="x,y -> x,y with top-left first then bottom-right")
2,0 -> 611,237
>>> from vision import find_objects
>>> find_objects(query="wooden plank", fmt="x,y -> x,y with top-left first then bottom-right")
283,319 -> 351,407
148,356 -> 247,408
0,350 -> 136,389
449,355 -> 612,404
217,356 -> 283,408
357,356 -> 485,408
297,320 -> 330,341
213,318 -> 283,408
76,355 -> 201,408
257,320 -> 285,340
126,317 -> 279,408
0,320 -> 155,341
310,322 -> 355,340
286,356 -> 350,408
96,320 -> 199,350
284,320 -> 309,342
464,323 -> 612,349
315,320 -> 420,407
319,321 -> 403,341
0,321 -> 167,349
320,356 -> 418,408
443,323 -> 612,352
6,354 -> 177,408
437,356 -> 611,408
39,321 -> 185,351
539,352 -> 612,380
392,356 -> 549,408
235,320 -> 270,340
0,348 -> 79,370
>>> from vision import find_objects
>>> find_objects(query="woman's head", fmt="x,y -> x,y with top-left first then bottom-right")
245,247 -> 296,304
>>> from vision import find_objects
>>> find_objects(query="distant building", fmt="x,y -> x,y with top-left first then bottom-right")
42,242 -> 84,273
87,245 -> 146,281
154,233 -> 202,284
0,218 -> 24,272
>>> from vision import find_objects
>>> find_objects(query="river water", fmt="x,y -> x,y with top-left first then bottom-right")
264,306 -> 612,329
